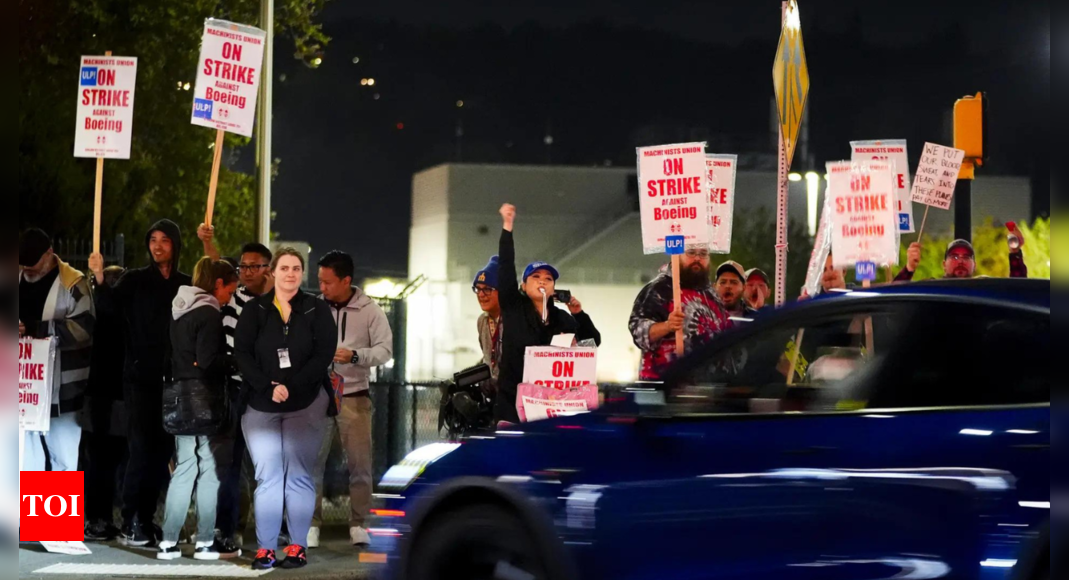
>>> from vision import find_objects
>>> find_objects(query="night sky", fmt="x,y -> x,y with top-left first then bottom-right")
265,0 -> 1049,279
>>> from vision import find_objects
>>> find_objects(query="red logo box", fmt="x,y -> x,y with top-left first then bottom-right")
20,472 -> 85,542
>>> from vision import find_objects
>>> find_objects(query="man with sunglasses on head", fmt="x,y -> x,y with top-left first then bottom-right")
630,246 -> 733,381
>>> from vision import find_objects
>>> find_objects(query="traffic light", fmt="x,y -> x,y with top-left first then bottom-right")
954,92 -> 986,165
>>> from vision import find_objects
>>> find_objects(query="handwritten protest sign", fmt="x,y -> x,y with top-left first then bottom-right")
74,56 -> 138,159
19,338 -> 57,433
636,142 -> 710,255
851,140 -> 914,232
828,161 -> 899,268
522,347 -> 598,389
190,19 -> 267,137
910,143 -> 965,210
706,154 -> 737,254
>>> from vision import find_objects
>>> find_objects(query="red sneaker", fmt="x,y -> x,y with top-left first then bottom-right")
252,549 -> 277,570
281,544 -> 308,569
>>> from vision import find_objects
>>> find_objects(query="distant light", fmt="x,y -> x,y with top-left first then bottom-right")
544,135 -> 554,146
456,100 -> 465,108
176,81 -> 183,89
805,171 -> 820,236
1018,501 -> 1050,510
367,78 -> 376,86
1006,429 -> 1040,435
960,429 -> 993,436
980,559 -> 1017,569
373,93 -> 381,100
360,78 -> 368,86
352,57 -> 361,64
788,173 -> 803,182
396,122 -> 404,130
312,57 -> 323,67
182,83 -> 191,91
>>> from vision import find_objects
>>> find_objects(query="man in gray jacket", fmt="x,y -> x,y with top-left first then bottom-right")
313,251 -> 393,548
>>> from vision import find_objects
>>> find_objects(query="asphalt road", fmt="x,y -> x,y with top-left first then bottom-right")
19,528 -> 382,580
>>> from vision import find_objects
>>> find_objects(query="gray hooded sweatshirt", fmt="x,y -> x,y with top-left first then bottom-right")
321,287 -> 393,395
170,286 -> 225,385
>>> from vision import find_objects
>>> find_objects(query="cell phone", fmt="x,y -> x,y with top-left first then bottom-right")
554,290 -> 572,304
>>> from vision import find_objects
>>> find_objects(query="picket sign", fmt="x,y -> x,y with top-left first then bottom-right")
75,50 -> 139,252
636,142 -> 709,355
910,143 -> 966,243
706,154 -> 738,254
827,160 -> 899,269
19,338 -> 58,433
190,19 -> 267,226
518,345 -> 599,423
851,140 -> 915,233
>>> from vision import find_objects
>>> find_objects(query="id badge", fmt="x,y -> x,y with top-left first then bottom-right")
278,348 -> 292,369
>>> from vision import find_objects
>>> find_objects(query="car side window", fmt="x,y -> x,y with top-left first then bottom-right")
868,304 -> 1049,409
678,305 -> 912,414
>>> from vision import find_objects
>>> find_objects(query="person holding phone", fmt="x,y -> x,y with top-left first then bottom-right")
495,204 -> 601,424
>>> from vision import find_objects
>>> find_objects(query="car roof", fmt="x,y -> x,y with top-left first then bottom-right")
828,278 -> 1050,310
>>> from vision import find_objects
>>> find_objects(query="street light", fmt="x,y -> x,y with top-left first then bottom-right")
805,171 -> 821,237
788,173 -> 803,182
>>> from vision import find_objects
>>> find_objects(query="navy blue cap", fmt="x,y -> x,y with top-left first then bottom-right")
523,262 -> 560,282
473,256 -> 501,289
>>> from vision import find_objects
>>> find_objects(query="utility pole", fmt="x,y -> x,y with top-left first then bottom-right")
953,92 -> 985,242
255,0 -> 274,246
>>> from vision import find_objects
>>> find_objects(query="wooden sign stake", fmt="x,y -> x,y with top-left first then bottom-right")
916,206 -> 931,245
204,128 -> 225,227
671,254 -> 684,356
92,50 -> 113,255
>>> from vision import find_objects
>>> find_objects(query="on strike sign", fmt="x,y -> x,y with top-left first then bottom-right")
190,19 -> 267,137
74,56 -> 138,159
637,142 -> 710,255
522,347 -> 598,389
851,140 -> 914,233
706,154 -> 738,254
19,338 -> 56,433
828,161 -> 899,268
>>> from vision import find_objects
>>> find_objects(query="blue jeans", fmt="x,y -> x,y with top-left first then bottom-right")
21,412 -> 82,472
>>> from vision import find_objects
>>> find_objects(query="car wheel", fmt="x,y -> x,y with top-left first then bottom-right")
407,504 -> 552,580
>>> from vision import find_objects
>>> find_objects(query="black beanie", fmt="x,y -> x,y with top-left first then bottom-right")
19,229 -> 52,267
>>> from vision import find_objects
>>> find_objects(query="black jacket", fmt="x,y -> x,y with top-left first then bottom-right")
234,289 -> 337,414
495,229 -> 602,423
169,287 -> 228,388
93,220 -> 191,386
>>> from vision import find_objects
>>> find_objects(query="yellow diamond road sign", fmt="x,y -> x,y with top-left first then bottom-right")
773,0 -> 810,170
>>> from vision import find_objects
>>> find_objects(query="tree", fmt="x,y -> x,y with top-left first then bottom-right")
19,0 -> 328,268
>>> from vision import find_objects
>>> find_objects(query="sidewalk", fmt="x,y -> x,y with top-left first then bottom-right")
19,529 -> 382,580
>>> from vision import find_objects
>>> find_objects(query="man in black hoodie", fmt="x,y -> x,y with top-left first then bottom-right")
89,219 -> 192,547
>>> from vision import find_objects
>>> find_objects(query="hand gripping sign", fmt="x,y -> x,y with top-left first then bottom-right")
517,346 -> 599,423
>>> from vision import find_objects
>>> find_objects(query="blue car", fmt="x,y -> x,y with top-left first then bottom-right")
375,279 -> 1050,580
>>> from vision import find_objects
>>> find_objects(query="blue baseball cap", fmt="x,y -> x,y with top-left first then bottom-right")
523,262 -> 560,282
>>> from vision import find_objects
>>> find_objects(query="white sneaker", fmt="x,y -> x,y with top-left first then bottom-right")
350,527 -> 370,547
307,527 -> 321,549
157,544 -> 182,561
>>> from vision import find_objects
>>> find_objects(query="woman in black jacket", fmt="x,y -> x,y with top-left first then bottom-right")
158,257 -> 238,561
495,204 -> 602,424
234,248 -> 336,570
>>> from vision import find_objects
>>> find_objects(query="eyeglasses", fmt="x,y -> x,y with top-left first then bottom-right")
685,250 -> 711,259
238,264 -> 269,272
472,287 -> 496,297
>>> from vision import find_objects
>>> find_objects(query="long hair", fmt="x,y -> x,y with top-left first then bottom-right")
192,256 -> 238,294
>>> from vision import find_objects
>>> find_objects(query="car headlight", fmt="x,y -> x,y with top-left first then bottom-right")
380,443 -> 462,491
